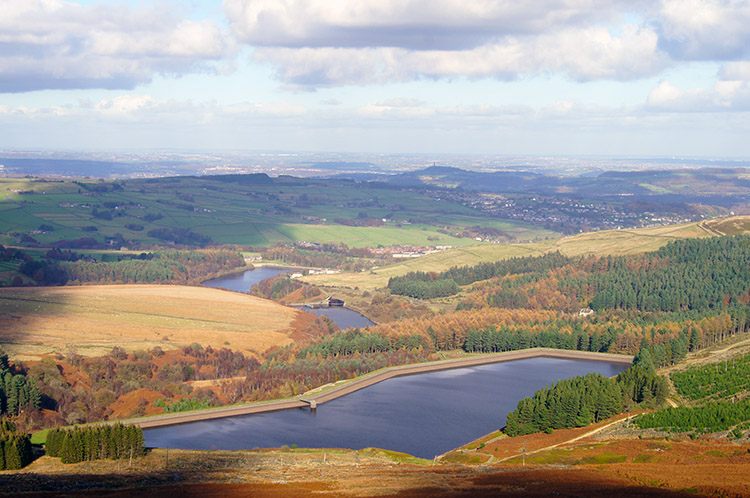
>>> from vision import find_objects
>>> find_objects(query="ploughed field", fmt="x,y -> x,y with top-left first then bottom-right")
0,285 -> 307,359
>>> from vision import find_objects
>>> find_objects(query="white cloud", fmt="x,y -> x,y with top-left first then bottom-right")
655,0 -> 750,60
2,94 -> 749,155
720,61 -> 750,81
227,0 -> 671,88
0,0 -> 233,92
225,0 -> 633,49
224,0 -> 750,91
254,24 -> 665,87
647,79 -> 750,111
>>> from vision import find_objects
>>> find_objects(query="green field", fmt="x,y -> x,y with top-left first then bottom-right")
0,177 -> 555,248
302,220 -> 714,290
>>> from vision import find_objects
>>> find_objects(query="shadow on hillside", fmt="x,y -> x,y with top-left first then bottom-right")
0,459 -> 717,498
0,286 -> 78,361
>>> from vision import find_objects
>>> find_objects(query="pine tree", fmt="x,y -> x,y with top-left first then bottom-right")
27,378 -> 41,410
689,328 -> 701,352
575,404 -> 593,427
4,435 -> 22,470
60,431 -> 75,464
4,373 -> 16,415
45,428 -> 63,457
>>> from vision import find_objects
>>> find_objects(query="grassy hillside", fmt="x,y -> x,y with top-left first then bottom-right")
0,285 -> 307,359
0,177 -> 554,248
302,219 -> 718,290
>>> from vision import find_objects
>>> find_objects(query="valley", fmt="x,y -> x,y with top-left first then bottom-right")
2,170 -> 750,497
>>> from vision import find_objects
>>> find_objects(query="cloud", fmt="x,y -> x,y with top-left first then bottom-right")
647,80 -> 750,111
225,0 -> 633,49
227,0 -> 671,88
2,93 -> 748,155
654,0 -> 750,61
719,61 -> 750,81
0,0 -> 233,93
225,0 -> 750,90
254,24 -> 665,87
0,95 -> 312,125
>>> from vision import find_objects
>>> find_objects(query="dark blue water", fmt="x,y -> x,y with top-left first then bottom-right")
202,267 -> 289,293
301,306 -> 375,329
144,356 -> 628,458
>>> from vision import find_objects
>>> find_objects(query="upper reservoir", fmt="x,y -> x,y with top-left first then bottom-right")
144,356 -> 628,458
204,268 -> 374,329
202,267 -> 289,293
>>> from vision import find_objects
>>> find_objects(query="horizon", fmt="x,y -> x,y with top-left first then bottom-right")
3,148 -> 750,180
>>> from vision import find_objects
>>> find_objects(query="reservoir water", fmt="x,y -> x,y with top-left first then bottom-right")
202,266 -> 289,293
204,268 -> 374,329
144,356 -> 628,458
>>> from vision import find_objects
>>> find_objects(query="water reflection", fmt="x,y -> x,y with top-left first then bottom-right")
145,357 -> 628,458
202,267 -> 289,293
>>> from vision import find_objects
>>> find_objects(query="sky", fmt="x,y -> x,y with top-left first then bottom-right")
1,0 -> 750,158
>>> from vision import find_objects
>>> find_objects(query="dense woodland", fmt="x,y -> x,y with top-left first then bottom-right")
387,252 -> 572,299
1,247 -> 246,286
261,243 -> 388,272
58,249 -> 245,284
505,359 -> 668,436
505,373 -> 625,436
574,237 -> 750,312
0,421 -> 33,470
45,423 -> 145,464
250,274 -> 325,303
387,274 -> 459,299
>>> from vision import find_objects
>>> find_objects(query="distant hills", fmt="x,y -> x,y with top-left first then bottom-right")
335,165 -> 750,206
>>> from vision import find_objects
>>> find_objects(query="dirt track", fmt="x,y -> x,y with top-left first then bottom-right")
117,348 -> 632,429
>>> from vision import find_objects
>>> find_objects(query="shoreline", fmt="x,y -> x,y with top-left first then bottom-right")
114,348 -> 632,430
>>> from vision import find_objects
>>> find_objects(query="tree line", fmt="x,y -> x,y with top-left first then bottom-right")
261,244 -> 386,272
463,325 -> 617,355
45,423 -> 145,464
250,274 -> 325,303
2,247 -> 246,287
299,329 -> 430,359
387,274 -> 460,299
505,353 -> 668,436
568,236 -> 750,312
505,373 -> 624,436
0,349 -> 41,416
0,421 -> 33,470
387,251 -> 572,299
58,249 -> 245,284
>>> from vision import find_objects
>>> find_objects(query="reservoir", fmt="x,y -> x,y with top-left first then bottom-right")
144,356 -> 628,458
202,266 -> 289,293
205,268 -> 374,329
